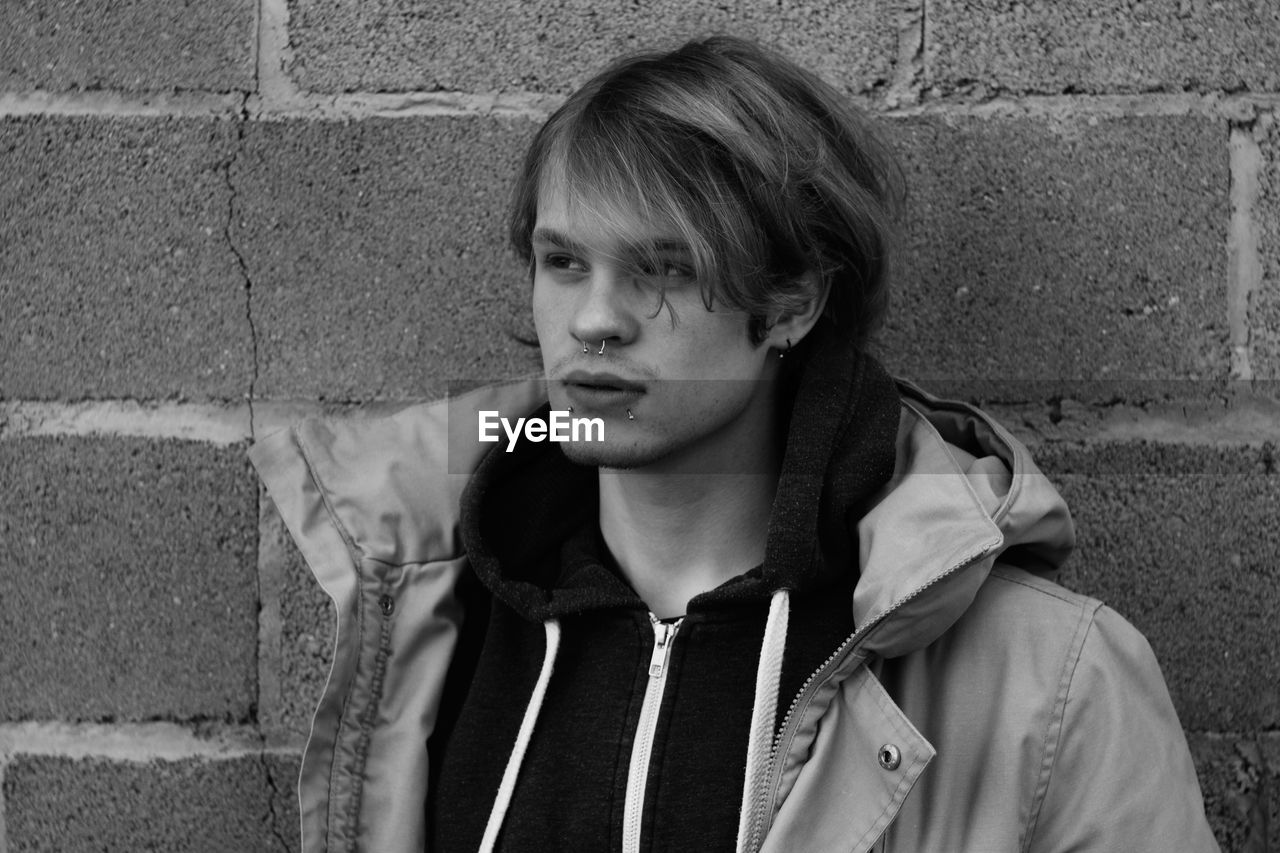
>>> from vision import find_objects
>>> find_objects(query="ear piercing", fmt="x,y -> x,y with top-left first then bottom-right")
779,337 -> 793,359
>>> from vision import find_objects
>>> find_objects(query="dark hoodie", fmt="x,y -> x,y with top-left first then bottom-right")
428,328 -> 903,852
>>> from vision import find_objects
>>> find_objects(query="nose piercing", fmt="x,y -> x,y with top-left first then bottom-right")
581,341 -> 589,354
598,340 -> 606,355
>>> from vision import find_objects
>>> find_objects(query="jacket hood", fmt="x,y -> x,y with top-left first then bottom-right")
854,381 -> 1076,659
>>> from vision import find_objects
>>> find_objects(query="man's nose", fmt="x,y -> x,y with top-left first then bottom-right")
569,265 -> 638,348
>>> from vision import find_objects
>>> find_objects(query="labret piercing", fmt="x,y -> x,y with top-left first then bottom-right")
565,404 -> 634,420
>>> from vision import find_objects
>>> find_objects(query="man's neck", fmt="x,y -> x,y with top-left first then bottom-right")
598,464 -> 780,619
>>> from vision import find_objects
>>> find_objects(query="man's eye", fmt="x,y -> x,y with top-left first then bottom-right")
638,260 -> 694,281
543,253 -> 587,273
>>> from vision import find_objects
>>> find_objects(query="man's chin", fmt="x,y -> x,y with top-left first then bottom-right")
557,438 -> 663,470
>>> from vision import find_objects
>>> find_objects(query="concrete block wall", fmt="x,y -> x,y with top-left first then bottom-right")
1,0 -> 1276,849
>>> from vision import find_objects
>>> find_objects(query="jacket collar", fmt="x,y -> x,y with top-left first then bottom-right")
851,380 -> 1074,659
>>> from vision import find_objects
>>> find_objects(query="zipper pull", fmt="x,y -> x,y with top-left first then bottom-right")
648,618 -> 681,678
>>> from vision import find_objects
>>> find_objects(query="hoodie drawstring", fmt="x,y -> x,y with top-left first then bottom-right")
478,618 -> 562,853
478,595 -> 790,853
736,589 -> 791,853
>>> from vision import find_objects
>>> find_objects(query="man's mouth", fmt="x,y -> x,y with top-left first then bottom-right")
561,371 -> 646,407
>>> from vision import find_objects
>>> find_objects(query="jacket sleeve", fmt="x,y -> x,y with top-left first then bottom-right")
249,378 -> 547,853
1026,605 -> 1220,852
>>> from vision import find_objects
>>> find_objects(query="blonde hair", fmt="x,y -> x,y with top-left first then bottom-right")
509,35 -> 905,349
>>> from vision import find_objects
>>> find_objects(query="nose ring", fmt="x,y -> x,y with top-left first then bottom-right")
581,341 -> 589,354
597,340 -> 606,355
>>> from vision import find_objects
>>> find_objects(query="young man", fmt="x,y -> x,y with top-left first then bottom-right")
252,36 -> 1219,853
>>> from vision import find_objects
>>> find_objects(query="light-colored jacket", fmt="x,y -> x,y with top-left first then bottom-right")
250,378 -> 1219,853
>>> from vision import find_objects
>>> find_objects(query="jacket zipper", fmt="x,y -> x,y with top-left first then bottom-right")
743,543 -> 1000,853
622,613 -> 683,853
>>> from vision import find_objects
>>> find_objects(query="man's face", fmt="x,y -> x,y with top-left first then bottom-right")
532,184 -> 780,472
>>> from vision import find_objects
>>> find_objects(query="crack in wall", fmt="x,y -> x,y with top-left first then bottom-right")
221,94 -> 260,440
259,746 -> 292,853
0,759 -> 9,853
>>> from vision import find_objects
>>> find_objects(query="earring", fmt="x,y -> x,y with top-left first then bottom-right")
597,340 -> 606,355
779,337 -> 792,359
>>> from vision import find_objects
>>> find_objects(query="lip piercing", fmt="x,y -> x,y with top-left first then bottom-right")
598,340 -> 606,355
627,409 -> 635,420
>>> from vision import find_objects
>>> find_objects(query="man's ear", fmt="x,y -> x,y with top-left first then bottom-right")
763,271 -> 829,353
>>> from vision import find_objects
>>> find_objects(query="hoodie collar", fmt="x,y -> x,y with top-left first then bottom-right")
459,325 -> 903,621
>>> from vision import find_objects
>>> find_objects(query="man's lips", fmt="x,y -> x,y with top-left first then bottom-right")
560,370 -> 646,408
561,370 -> 647,394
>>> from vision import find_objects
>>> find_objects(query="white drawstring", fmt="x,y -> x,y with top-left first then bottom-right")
736,589 -> 791,852
478,619 -> 562,853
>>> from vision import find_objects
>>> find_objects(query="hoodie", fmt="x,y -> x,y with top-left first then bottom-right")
430,332 -> 902,852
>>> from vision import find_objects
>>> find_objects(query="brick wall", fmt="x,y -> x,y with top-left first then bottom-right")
1,1 -> 1277,850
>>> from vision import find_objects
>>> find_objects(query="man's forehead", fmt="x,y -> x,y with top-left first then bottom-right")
533,182 -> 689,254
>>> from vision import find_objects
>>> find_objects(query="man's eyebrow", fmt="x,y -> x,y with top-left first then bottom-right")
531,228 -> 692,257
530,227 -> 586,253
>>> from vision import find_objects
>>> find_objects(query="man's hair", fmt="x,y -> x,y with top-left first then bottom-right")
508,35 -> 905,351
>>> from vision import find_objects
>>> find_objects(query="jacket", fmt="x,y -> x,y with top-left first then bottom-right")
250,374 -> 1220,853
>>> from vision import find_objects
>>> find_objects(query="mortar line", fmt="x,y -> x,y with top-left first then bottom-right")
253,0 -> 296,113
886,0 -> 925,108
920,0 -> 929,88
0,399 -> 428,443
0,90 -> 245,118
972,397 -> 1280,448
1227,118 -> 1265,382
9,86 -> 1280,122
255,484 -> 286,743
0,721 -> 302,760
254,458 -> 291,852
250,0 -> 263,99
0,400 -> 252,444
887,91 -> 1280,121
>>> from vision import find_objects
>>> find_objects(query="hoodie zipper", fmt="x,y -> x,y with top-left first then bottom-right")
622,613 -> 683,853
743,543 -> 999,853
